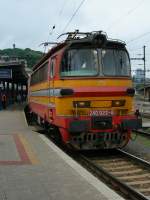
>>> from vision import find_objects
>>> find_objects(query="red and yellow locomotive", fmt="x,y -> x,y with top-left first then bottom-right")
28,31 -> 141,149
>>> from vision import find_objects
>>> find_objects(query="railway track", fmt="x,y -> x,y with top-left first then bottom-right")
26,112 -> 150,199
36,126 -> 150,200
133,129 -> 150,138
142,113 -> 150,119
79,149 -> 150,200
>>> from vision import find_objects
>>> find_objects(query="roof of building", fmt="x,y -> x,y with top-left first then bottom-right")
0,57 -> 28,84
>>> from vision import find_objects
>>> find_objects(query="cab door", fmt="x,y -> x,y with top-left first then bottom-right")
48,57 -> 56,116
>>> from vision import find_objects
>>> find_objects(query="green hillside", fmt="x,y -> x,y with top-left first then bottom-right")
0,48 -> 43,68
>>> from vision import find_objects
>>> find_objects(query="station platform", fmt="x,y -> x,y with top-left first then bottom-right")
0,105 -> 124,200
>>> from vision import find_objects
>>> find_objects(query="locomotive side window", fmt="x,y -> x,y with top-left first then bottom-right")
39,63 -> 48,82
61,49 -> 98,76
30,62 -> 48,85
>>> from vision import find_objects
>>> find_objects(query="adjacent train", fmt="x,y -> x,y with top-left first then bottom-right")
28,30 -> 142,150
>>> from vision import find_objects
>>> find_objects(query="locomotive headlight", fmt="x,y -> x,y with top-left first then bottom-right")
112,100 -> 125,107
73,101 -> 91,108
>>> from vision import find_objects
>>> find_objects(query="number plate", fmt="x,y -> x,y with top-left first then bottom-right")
89,110 -> 113,116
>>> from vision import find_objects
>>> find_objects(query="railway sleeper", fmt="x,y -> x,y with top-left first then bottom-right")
92,157 -> 126,163
119,173 -> 150,181
139,188 -> 150,193
80,150 -> 150,200
128,179 -> 150,187
124,177 -> 150,184
102,165 -> 139,172
98,160 -> 131,166
139,188 -> 150,197
98,161 -> 134,168
111,169 -> 143,175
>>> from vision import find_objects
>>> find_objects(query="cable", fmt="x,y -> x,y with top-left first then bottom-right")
106,0 -> 145,31
55,0 -> 69,37
128,47 -> 143,51
44,0 -> 68,45
61,0 -> 87,33
127,31 -> 150,44
58,0 -> 68,17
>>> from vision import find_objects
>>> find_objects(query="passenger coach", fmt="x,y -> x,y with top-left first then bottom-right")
28,31 -> 142,149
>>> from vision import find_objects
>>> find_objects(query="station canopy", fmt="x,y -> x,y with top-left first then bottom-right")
0,56 -> 28,84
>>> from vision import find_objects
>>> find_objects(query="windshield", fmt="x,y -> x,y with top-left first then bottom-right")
61,49 -> 98,76
61,48 -> 130,77
102,49 -> 130,76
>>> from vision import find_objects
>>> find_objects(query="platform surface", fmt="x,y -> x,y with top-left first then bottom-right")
0,106 -> 124,200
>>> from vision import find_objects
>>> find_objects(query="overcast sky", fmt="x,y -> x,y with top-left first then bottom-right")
0,0 -> 150,75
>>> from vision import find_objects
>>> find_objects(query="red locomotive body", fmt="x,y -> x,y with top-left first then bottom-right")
28,31 -> 142,149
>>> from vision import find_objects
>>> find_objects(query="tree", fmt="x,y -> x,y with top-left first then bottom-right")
0,48 -> 43,68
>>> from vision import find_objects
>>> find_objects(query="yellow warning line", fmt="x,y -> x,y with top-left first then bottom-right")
18,134 -> 39,165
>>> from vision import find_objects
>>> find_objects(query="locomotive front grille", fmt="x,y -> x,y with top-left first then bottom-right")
92,116 -> 112,130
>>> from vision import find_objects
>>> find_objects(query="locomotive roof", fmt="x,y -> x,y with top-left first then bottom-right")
33,31 -> 126,71
33,42 -> 66,71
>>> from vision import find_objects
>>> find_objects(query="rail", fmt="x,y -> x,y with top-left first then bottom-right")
79,149 -> 150,200
133,129 -> 150,138
25,109 -> 150,199
135,101 -> 150,117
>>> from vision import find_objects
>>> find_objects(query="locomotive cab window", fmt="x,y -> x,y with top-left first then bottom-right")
101,49 -> 130,76
61,49 -> 98,76
61,47 -> 130,77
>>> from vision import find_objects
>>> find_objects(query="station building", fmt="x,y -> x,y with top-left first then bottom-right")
137,84 -> 150,101
0,55 -> 29,109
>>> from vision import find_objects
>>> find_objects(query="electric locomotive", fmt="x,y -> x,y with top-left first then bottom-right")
28,30 -> 142,149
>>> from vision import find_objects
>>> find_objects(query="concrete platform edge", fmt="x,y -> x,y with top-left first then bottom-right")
40,135 -> 124,200
22,111 -> 28,128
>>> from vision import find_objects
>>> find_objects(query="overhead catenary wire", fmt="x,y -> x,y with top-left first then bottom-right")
49,0 -> 68,36
50,0 -> 66,32
61,0 -> 87,33
55,0 -> 70,37
42,0 -> 68,52
128,47 -> 143,51
106,0 -> 145,31
127,31 -> 150,44
43,0 -> 150,65
58,0 -> 68,17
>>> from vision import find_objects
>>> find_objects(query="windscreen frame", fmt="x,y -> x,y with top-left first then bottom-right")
60,44 -> 131,78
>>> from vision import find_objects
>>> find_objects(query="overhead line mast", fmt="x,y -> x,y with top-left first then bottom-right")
131,46 -> 146,100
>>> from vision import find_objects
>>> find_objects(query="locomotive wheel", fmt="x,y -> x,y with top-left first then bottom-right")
48,126 -> 62,144
24,105 -> 37,125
